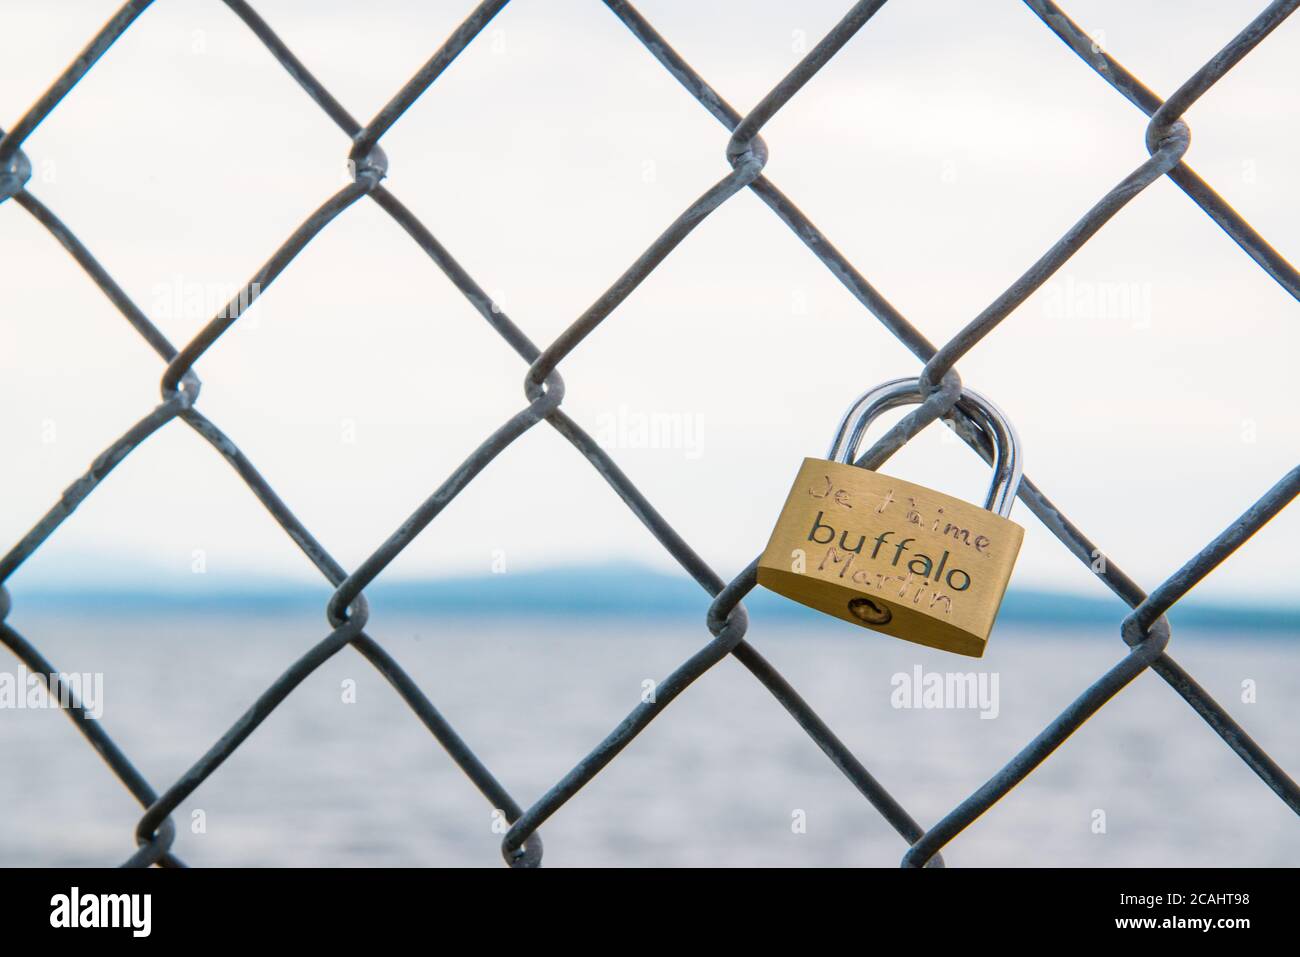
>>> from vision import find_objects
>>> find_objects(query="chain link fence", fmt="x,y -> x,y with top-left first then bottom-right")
1,0 -> 1297,868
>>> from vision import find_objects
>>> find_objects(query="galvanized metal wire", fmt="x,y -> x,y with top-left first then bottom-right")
2,0 -> 1298,868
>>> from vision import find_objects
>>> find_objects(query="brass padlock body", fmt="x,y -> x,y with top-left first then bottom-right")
757,458 -> 1024,657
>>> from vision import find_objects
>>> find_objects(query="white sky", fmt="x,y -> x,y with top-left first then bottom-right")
1,0 -> 1297,603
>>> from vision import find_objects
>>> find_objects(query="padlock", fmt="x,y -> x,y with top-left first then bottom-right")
757,377 -> 1024,657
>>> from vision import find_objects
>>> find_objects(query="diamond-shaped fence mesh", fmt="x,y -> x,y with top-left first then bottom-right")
1,0 -> 1297,868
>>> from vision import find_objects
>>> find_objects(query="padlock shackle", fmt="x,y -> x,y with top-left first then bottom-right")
827,377 -> 1023,518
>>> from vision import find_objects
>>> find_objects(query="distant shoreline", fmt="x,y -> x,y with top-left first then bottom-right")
8,564 -> 1297,633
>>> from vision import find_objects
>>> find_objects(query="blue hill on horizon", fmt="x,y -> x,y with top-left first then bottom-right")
8,562 -> 1298,633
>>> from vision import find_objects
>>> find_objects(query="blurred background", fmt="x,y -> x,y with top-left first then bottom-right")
0,0 -> 1296,866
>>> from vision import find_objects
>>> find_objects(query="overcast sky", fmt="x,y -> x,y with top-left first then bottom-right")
1,0 -> 1297,604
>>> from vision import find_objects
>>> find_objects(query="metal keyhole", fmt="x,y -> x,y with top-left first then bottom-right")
847,597 -> 892,625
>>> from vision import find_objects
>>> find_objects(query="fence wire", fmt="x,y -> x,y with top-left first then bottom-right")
2,0 -> 1298,868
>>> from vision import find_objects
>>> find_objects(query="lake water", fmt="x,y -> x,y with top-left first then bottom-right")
1,610 -> 1296,867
